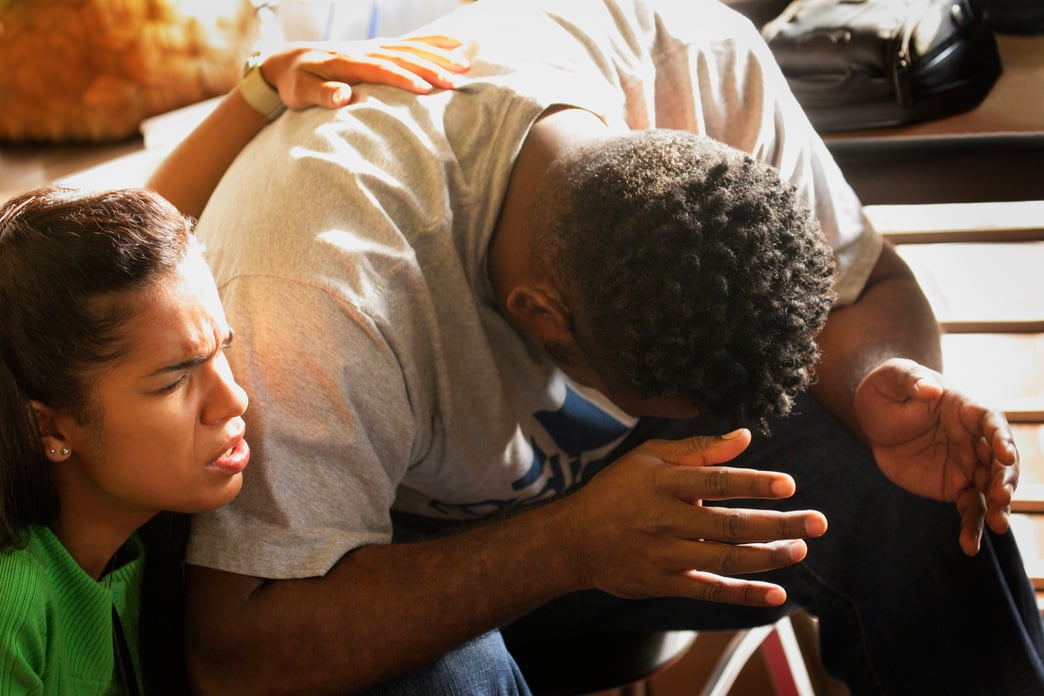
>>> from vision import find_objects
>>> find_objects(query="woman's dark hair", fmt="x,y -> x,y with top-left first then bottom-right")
539,131 -> 837,429
0,186 -> 195,691
0,185 -> 192,548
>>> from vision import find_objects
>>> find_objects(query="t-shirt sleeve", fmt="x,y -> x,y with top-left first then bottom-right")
184,93 -> 461,580
733,28 -> 882,307
186,276 -> 417,579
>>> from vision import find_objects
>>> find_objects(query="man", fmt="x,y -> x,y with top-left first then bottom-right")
185,0 -> 1044,693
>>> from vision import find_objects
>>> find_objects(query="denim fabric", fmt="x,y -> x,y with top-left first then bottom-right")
503,393 -> 1044,696
363,630 -> 532,696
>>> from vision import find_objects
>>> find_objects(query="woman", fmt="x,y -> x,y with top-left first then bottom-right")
0,35 -> 473,695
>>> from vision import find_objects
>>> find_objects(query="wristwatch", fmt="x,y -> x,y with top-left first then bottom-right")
239,51 -> 287,120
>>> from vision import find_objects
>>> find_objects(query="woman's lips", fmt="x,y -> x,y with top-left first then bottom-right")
210,437 -> 250,474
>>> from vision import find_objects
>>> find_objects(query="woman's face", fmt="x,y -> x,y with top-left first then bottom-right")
56,249 -> 250,518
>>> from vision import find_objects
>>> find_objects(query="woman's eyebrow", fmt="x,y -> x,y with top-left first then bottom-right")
147,354 -> 209,377
147,335 -> 223,376
145,326 -> 229,377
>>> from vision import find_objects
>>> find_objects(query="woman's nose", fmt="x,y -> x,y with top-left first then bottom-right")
202,353 -> 249,424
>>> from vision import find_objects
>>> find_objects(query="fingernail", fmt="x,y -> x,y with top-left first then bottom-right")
720,428 -> 746,440
770,477 -> 794,496
805,514 -> 827,536
916,376 -> 941,390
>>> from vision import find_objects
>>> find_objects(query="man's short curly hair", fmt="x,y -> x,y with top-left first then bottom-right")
537,130 -> 837,427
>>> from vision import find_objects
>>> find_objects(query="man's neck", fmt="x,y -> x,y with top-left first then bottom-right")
488,106 -> 611,311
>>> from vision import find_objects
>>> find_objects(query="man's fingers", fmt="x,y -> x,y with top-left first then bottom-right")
671,573 -> 789,606
977,409 -> 1019,466
986,501 -> 1012,537
668,538 -> 809,576
651,497 -> 826,546
988,458 -> 1017,504
680,505 -> 827,544
648,429 -> 753,468
644,540 -> 808,607
666,465 -> 796,502
862,357 -> 943,403
956,486 -> 986,556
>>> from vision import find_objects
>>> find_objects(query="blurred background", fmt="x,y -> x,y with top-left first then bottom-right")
0,0 -> 469,199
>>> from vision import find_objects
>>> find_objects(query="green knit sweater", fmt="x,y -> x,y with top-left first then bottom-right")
0,526 -> 146,695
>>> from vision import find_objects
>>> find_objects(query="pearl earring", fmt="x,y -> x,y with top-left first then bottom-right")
49,448 -> 56,454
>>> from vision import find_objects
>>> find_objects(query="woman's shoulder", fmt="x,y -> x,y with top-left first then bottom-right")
0,526 -> 56,575
0,528 -> 58,667
0,527 -> 61,612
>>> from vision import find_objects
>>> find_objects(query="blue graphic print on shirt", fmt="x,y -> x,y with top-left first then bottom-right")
430,386 -> 631,517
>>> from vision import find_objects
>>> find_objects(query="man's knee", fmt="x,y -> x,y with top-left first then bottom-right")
364,631 -> 532,696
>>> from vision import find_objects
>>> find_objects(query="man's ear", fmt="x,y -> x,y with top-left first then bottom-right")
503,285 -> 574,344
29,401 -> 74,462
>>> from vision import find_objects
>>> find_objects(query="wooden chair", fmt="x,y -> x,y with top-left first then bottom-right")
511,616 -> 816,696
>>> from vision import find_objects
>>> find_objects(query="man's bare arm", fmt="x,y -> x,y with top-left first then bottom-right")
186,432 -> 826,694
811,239 -> 942,439
812,239 -> 1017,554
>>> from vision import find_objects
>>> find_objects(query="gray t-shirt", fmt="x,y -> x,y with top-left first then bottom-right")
188,0 -> 881,579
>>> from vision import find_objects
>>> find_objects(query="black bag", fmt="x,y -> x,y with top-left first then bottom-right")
761,0 -> 1003,132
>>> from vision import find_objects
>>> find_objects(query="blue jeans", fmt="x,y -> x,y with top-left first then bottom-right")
362,630 -> 532,696
503,393 -> 1044,695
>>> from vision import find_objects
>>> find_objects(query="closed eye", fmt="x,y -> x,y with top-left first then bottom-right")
149,327 -> 233,395
155,373 -> 189,395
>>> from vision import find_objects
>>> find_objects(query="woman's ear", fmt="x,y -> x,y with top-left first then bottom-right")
29,401 -> 73,462
503,285 -> 574,345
